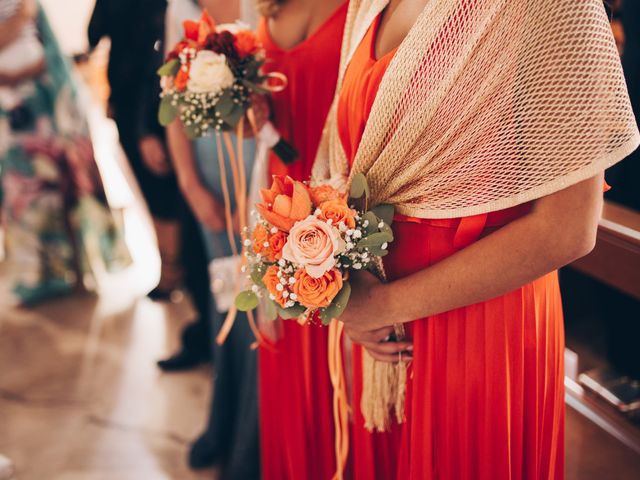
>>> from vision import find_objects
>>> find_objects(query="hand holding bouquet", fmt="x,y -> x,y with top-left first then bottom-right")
157,11 -> 297,163
235,174 -> 395,325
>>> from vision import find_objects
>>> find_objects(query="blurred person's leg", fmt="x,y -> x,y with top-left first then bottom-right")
158,199 -> 213,371
112,104 -> 182,297
186,228 -> 259,478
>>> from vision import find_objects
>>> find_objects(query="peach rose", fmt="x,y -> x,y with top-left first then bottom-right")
262,265 -> 287,307
318,199 -> 356,229
268,231 -> 287,261
309,184 -> 344,206
252,223 -> 270,256
282,215 -> 344,278
256,175 -> 312,232
293,268 -> 343,310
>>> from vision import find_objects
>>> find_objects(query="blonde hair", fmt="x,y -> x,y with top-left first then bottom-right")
256,0 -> 286,17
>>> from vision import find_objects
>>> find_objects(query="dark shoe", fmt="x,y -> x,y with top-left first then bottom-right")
188,434 -> 221,469
157,349 -> 209,372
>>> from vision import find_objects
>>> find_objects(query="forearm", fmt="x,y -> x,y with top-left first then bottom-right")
166,120 -> 203,192
376,175 -> 603,327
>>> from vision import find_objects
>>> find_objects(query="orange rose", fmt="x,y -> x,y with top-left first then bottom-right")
263,266 -> 287,307
310,185 -> 344,206
256,175 -> 312,232
175,66 -> 190,92
235,30 -> 261,58
252,223 -> 270,257
293,268 -> 343,310
268,231 -> 287,261
318,199 -> 356,229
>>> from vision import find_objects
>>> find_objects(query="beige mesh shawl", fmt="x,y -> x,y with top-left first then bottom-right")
313,0 -> 640,218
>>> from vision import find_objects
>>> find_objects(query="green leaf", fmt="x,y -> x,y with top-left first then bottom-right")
215,89 -> 235,117
250,263 -> 267,289
362,211 -> 379,236
184,121 -> 200,139
357,231 -> 394,249
319,282 -> 352,326
350,173 -> 370,200
367,245 -> 390,257
157,59 -> 180,77
371,204 -> 395,226
264,299 -> 278,321
242,79 -> 270,95
221,102 -> 247,129
158,95 -> 178,127
278,304 -> 307,320
235,291 -> 259,311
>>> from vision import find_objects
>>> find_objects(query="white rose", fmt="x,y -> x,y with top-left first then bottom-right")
187,51 -> 234,95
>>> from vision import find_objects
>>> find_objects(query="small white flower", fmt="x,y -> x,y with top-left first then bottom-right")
263,242 -> 270,248
314,208 -> 322,216
278,259 -> 286,267
354,263 -> 362,270
363,220 -> 369,228
243,239 -> 252,247
346,242 -> 355,250
276,284 -> 284,292
381,242 -> 389,250
353,230 -> 362,239
290,293 -> 298,301
270,227 -> 278,234
283,291 -> 290,298
269,294 -> 276,300
288,277 -> 296,285
378,222 -> 385,229
280,278 -> 287,285
251,285 -> 260,293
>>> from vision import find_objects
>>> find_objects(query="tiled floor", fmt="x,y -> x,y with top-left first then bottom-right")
0,273 -> 217,480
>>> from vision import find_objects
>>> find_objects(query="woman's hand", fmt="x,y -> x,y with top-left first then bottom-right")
340,270 -> 413,363
185,185 -> 226,232
139,135 -> 171,176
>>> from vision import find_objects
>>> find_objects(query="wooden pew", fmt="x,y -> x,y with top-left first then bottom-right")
571,201 -> 640,300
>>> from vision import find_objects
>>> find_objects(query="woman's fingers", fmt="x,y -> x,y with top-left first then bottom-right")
345,325 -> 393,344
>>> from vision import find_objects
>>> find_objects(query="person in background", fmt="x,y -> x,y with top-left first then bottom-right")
88,0 -> 213,371
165,0 -> 261,476
0,0 -> 130,305
253,1 -> 348,479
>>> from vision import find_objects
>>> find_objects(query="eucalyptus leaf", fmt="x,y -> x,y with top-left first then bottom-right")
221,103 -> 246,129
371,204 -> 395,226
278,304 -> 307,320
158,96 -> 178,127
216,89 -> 235,117
350,173 -> 369,199
362,211 -> 379,235
367,245 -> 390,257
235,290 -> 259,311
319,282 -> 352,326
357,231 -> 394,249
250,263 -> 267,289
157,59 -> 180,77
264,299 -> 278,321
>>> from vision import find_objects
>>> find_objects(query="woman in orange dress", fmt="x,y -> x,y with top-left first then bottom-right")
255,1 -> 348,479
328,0 -> 638,478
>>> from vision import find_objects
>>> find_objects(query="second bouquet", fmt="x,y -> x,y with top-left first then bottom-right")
235,173 -> 395,325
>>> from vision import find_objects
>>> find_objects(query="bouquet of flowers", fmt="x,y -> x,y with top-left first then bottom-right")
235,173 -> 395,325
157,11 -> 297,163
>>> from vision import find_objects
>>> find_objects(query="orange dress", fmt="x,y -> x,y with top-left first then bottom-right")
256,5 -> 348,480
337,16 -> 565,480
